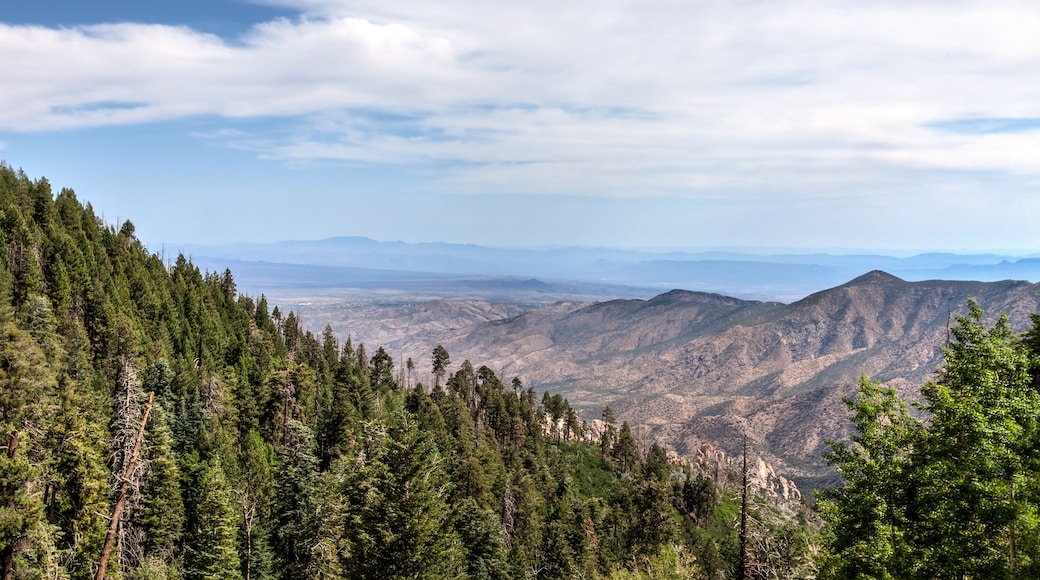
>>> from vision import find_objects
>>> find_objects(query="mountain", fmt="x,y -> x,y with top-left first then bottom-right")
178,236 -> 1040,301
382,271 -> 1040,488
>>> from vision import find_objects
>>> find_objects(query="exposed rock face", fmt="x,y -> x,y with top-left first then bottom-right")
588,422 -> 804,504
752,457 -> 802,503
686,443 -> 802,503
371,272 -> 1040,488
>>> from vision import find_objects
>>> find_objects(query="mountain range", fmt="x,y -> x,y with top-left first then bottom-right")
182,237 -> 1040,489
344,271 -> 1040,490
181,236 -> 1040,301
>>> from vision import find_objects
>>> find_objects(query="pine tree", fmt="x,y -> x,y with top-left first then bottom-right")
913,299 -> 1037,577
819,376 -> 919,577
130,402 -> 184,575
238,430 -> 275,580
455,498 -> 508,580
821,301 -> 1040,578
182,454 -> 243,580
0,304 -> 62,577
370,347 -> 395,391
612,422 -> 639,475
339,413 -> 464,578
272,420 -> 319,579
432,346 -> 450,388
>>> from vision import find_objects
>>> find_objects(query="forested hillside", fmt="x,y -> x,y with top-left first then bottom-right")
0,164 -> 819,578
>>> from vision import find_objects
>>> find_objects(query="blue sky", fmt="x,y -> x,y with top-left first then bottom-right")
2,0 -> 1039,252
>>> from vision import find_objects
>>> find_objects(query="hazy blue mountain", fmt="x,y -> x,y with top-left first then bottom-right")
180,237 -> 1039,301
189,255 -> 660,305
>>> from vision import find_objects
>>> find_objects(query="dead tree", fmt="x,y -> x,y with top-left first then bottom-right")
738,431 -> 749,580
96,392 -> 153,580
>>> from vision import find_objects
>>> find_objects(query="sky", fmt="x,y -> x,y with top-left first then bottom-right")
2,0 -> 1039,253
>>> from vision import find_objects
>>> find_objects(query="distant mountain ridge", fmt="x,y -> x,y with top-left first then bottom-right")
379,271 -> 1040,489
179,237 -> 1040,301
187,255 -> 657,304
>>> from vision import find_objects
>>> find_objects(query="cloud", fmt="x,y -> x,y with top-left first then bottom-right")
1,0 -> 1039,201
0,18 -> 466,131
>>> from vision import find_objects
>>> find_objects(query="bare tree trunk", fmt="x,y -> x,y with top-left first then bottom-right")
96,392 -> 153,580
738,432 -> 748,580
240,489 -> 256,580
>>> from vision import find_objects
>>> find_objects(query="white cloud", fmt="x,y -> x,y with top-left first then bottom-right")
1,0 -> 1039,201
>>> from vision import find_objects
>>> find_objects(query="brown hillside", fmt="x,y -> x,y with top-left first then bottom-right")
384,272 -> 1040,487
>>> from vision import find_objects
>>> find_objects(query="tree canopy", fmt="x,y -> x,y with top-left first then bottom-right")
0,164 -> 814,579
820,299 -> 1040,578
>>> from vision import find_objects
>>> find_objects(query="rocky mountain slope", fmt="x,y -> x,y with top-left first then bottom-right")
382,271 -> 1040,488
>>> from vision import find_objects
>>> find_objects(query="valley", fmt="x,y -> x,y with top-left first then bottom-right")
6,162 -> 1040,577
270,270 -> 1040,490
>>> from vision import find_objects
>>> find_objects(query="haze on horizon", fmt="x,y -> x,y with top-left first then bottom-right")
1,0 -> 1038,254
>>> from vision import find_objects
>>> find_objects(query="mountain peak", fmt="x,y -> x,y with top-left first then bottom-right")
647,288 -> 754,307
844,270 -> 905,286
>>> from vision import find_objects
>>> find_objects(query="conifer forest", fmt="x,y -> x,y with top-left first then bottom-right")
6,161 -> 1040,578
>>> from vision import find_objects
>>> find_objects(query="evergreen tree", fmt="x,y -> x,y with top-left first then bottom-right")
183,454 -> 243,580
238,430 -> 275,580
819,377 -> 919,577
599,406 -> 618,461
0,304 -> 63,577
612,422 -> 639,475
821,301 -> 1040,578
272,420 -> 319,578
432,345 -> 450,388
455,498 -> 508,580
130,402 -> 184,573
370,346 -> 395,391
913,299 -> 1038,577
354,342 -> 369,379
339,413 -> 464,578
